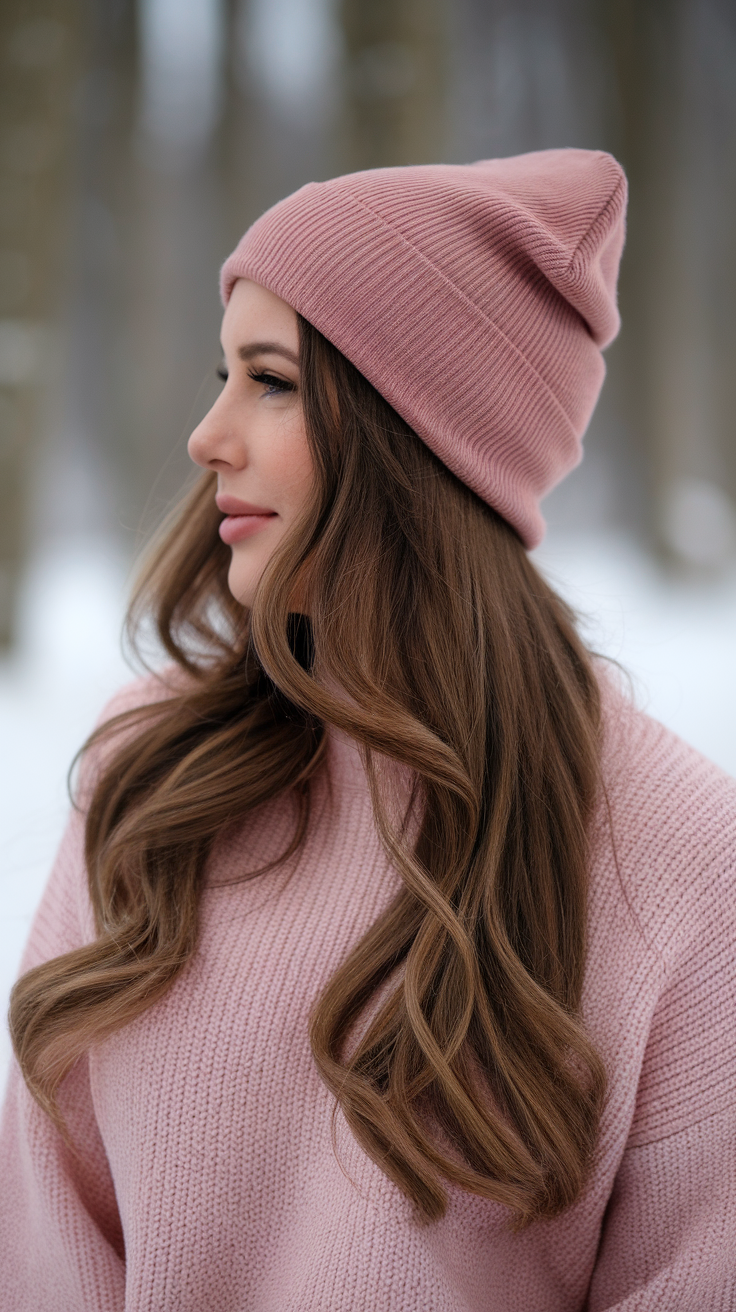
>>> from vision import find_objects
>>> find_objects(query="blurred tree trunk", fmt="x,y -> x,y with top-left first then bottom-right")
338,0 -> 448,169
0,0 -> 83,649
595,0 -> 736,566
63,0 -> 220,548
122,140 -> 224,543
64,0 -> 227,550
218,0 -> 342,251
55,0 -> 140,545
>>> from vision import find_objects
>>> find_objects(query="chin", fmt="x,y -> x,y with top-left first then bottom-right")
227,561 -> 258,609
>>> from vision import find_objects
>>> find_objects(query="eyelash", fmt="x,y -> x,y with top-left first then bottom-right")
216,365 -> 294,396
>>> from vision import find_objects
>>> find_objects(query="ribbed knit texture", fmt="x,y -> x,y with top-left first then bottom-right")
2,668 -> 735,1309
220,149 -> 627,547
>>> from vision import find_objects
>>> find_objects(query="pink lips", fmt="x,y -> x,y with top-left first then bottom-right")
216,494 -> 277,545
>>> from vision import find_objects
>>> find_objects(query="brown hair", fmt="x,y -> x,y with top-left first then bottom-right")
10,317 -> 605,1227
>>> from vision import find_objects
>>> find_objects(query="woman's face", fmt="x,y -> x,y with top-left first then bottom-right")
188,278 -> 315,609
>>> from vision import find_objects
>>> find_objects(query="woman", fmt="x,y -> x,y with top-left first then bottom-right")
2,149 -> 735,1309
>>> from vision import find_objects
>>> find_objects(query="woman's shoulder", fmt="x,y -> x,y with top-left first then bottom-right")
73,665 -> 189,804
22,669 -> 193,971
588,664 -> 736,1160
596,659 -> 736,817
593,660 -> 736,952
94,664 -> 187,725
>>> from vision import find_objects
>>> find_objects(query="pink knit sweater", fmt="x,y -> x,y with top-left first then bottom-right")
2,669 -> 735,1309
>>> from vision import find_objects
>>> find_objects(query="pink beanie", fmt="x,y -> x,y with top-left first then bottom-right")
220,148 -> 627,547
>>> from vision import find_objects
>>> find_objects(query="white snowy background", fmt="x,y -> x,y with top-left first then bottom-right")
2,527 -> 735,1093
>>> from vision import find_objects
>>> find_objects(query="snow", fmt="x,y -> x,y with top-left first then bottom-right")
1,529 -> 735,1093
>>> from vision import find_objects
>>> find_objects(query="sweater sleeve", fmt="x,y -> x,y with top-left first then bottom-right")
587,1110 -> 735,1310
587,739 -> 736,1310
0,674 -> 172,1310
0,805 -> 126,1310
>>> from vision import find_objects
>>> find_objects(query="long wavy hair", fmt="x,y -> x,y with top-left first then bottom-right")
10,315 -> 606,1228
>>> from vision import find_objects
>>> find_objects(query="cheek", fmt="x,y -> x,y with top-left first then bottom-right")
266,419 -> 315,515
224,414 -> 314,608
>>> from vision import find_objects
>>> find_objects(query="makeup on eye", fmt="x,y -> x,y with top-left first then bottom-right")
215,363 -> 296,395
248,369 -> 295,395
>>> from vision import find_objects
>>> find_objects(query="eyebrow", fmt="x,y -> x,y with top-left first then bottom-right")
234,341 -> 299,366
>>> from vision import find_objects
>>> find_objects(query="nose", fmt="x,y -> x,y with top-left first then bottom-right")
188,393 -> 246,472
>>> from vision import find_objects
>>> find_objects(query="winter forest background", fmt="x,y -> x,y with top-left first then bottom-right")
2,0 -> 736,1086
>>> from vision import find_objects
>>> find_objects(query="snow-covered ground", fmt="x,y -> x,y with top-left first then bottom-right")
1,529 -> 735,1093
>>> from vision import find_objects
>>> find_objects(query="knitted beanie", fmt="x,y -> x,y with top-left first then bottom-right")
220,148 -> 627,548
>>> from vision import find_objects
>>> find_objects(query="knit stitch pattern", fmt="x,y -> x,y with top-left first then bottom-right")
1,669 -> 735,1309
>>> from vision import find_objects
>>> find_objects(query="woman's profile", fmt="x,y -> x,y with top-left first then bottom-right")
1,148 -> 734,1309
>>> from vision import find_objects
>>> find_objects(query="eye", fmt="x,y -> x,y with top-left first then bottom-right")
216,364 -> 228,381
248,369 -> 295,396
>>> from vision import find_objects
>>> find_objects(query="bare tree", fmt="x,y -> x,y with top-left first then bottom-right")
0,1 -> 83,648
338,0 -> 448,169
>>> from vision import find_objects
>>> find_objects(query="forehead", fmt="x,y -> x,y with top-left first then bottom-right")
221,279 -> 299,352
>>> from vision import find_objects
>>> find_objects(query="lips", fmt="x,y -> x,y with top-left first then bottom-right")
216,494 -> 277,545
